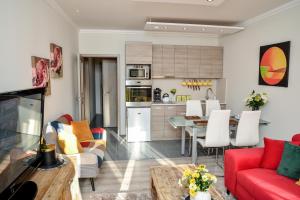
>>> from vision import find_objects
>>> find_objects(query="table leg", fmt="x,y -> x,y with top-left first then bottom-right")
181,127 -> 185,155
192,127 -> 197,164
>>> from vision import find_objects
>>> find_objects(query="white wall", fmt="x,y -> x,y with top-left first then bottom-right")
0,0 -> 79,123
79,30 -> 219,135
221,4 -> 300,143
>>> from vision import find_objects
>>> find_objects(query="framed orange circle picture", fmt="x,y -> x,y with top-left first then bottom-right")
259,41 -> 290,87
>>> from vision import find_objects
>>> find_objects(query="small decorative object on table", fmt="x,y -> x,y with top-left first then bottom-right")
179,164 -> 217,200
245,90 -> 268,111
170,88 -> 177,103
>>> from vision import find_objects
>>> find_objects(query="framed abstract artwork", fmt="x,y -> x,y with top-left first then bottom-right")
32,56 -> 51,96
259,41 -> 290,87
50,43 -> 63,78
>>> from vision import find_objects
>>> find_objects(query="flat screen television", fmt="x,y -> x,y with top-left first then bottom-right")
0,88 -> 45,199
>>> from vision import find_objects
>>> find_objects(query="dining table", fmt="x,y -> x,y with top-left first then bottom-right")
168,115 -> 270,164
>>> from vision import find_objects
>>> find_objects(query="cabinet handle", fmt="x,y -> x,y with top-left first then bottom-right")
137,113 -> 141,115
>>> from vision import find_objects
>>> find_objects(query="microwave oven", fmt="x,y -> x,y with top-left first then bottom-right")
126,65 -> 150,80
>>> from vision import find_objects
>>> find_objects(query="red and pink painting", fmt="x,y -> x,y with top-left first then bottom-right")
50,43 -> 63,78
31,56 -> 51,95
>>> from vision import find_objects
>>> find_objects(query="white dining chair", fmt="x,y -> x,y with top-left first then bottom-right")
185,100 -> 204,155
197,110 -> 231,165
205,100 -> 221,117
230,111 -> 261,147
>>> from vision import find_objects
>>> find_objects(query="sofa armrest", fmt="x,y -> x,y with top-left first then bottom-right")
224,148 -> 264,196
91,128 -> 107,141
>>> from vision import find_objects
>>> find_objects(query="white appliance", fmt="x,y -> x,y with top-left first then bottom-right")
126,65 -> 150,80
127,107 -> 151,142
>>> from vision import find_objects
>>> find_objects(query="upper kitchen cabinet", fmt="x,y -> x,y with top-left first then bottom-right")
162,45 -> 175,78
125,42 -> 152,64
187,46 -> 201,78
174,45 -> 187,78
152,44 -> 163,78
200,46 -> 223,78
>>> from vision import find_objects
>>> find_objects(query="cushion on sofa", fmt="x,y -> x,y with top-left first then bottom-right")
292,134 -> 300,142
71,120 -> 94,142
237,168 -> 300,200
260,137 -> 285,170
277,142 -> 300,180
57,124 -> 84,154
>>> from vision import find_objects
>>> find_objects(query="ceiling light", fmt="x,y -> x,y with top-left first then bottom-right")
207,0 -> 214,2
144,21 -> 245,35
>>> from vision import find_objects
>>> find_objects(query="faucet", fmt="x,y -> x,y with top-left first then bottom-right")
205,88 -> 216,100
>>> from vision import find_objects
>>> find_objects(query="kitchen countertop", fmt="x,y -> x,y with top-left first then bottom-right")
152,101 -> 226,106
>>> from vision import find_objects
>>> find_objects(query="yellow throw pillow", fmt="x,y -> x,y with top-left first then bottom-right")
296,179 -> 300,186
57,124 -> 83,154
71,120 -> 94,142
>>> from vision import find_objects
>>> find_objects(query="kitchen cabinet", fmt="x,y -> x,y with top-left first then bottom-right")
162,45 -> 175,77
127,107 -> 151,142
152,45 -> 163,78
175,45 -> 187,78
200,46 -> 223,78
151,105 -> 184,140
125,42 -> 152,64
152,44 -> 223,79
187,46 -> 201,78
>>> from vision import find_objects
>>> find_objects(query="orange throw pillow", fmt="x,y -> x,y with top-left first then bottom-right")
57,124 -> 83,154
71,120 -> 94,142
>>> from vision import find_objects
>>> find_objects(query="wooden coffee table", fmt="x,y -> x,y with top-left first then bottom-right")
150,164 -> 224,200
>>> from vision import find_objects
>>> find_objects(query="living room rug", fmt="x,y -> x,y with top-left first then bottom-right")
80,157 -> 234,200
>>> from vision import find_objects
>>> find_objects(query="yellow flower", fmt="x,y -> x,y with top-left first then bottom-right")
190,178 -> 195,184
202,174 -> 208,182
183,169 -> 192,178
192,172 -> 200,178
189,189 -> 196,197
197,164 -> 206,170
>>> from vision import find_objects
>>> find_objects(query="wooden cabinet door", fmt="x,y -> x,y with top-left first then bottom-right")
164,106 -> 179,139
152,45 -> 163,78
125,42 -> 152,64
151,105 -> 165,140
187,46 -> 201,78
175,45 -> 187,78
162,45 -> 175,77
200,46 -> 223,78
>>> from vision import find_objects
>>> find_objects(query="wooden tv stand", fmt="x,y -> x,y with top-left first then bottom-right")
29,157 -> 76,200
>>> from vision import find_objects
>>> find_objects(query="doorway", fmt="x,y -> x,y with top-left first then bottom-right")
79,56 -> 118,131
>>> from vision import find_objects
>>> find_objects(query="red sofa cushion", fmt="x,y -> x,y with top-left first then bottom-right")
237,168 -> 300,200
261,137 -> 285,170
292,134 -> 300,142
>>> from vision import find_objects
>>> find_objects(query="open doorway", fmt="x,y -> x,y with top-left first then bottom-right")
79,56 -> 118,131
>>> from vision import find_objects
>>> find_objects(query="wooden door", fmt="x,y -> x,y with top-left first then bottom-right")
174,45 -> 187,78
152,45 -> 163,78
200,46 -> 223,78
187,46 -> 201,78
162,45 -> 175,78
125,42 -> 152,64
151,105 -> 165,140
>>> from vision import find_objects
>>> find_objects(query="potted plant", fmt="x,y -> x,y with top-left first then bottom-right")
170,88 -> 177,103
179,164 -> 217,200
245,90 -> 268,111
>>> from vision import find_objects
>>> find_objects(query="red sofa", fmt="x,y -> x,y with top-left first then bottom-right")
225,134 -> 300,200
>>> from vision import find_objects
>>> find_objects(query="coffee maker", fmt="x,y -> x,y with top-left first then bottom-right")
153,88 -> 162,102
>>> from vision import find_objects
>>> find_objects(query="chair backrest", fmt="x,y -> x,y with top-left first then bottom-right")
186,100 -> 203,117
205,100 -> 221,117
205,110 -> 231,147
235,111 -> 261,146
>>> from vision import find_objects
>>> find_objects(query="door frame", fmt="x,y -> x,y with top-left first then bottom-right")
78,54 -> 120,135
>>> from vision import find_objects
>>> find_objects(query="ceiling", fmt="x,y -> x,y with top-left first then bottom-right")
54,0 -> 292,30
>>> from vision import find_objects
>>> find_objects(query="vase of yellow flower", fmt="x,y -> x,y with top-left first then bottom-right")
178,164 -> 217,200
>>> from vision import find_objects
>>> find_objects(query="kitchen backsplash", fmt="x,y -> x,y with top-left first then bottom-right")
152,79 -> 218,101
